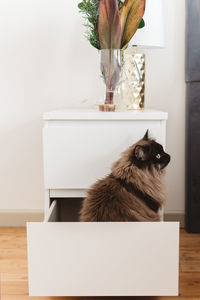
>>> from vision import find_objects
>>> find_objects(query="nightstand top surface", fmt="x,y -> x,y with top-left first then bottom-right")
43,108 -> 168,121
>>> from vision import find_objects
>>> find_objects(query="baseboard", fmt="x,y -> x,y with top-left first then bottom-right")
164,213 -> 185,228
0,210 -> 185,227
0,210 -> 44,226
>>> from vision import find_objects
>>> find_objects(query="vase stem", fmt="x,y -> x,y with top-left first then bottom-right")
105,91 -> 114,104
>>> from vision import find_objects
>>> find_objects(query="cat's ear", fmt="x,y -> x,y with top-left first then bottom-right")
134,145 -> 150,161
143,129 -> 149,140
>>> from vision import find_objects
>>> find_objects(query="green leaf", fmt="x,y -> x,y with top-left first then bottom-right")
89,32 -> 100,49
78,0 -> 101,50
138,18 -> 145,29
88,17 -> 94,24
118,0 -> 124,9
78,2 -> 84,10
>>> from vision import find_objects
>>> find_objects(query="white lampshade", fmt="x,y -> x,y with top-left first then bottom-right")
130,0 -> 165,48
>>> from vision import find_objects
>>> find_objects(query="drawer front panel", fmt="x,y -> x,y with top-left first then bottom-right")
27,222 -> 179,296
43,120 -> 165,189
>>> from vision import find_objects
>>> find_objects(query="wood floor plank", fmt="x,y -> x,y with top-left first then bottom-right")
0,227 -> 200,299
179,273 -> 200,297
181,262 -> 200,273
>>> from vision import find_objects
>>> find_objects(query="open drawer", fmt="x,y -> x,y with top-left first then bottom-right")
27,199 -> 179,297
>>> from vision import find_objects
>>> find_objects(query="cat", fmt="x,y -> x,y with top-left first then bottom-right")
79,130 -> 170,222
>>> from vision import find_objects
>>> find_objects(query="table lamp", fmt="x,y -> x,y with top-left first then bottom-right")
124,0 -> 165,110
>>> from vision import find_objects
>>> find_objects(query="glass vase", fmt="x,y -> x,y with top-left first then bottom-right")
98,49 -> 122,112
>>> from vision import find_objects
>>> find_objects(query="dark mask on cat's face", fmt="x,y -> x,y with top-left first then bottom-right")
132,130 -> 171,170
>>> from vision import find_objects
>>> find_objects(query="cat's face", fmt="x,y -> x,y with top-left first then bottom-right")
132,130 -> 171,170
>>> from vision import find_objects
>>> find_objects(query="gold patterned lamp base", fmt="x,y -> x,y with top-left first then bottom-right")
123,46 -> 145,110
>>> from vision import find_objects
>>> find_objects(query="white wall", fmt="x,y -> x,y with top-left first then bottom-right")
144,0 -> 185,213
0,0 -> 185,213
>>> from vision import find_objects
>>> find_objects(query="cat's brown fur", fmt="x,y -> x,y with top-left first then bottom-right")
79,131 -> 170,222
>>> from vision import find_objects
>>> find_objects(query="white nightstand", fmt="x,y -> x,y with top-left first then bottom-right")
27,109 -> 179,297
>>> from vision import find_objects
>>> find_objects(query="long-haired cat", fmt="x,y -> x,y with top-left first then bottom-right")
79,130 -> 170,222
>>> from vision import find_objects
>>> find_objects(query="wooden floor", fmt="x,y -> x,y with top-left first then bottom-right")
0,228 -> 200,300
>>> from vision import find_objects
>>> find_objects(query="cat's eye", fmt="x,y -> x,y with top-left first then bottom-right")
156,154 -> 161,159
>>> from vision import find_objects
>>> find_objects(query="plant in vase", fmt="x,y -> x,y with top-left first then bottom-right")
78,0 -> 145,111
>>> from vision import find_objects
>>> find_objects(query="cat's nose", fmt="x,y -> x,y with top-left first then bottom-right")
160,154 -> 170,169
164,154 -> 171,166
166,154 -> 171,163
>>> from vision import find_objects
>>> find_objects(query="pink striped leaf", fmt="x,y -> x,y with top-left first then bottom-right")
98,0 -> 122,49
